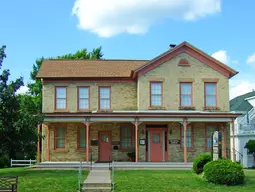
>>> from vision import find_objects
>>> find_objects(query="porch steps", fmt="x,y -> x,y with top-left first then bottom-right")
82,170 -> 111,192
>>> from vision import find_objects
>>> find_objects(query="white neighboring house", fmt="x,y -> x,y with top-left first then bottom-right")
230,94 -> 255,167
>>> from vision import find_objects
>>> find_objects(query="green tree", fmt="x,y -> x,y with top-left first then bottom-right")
0,45 -> 24,158
28,47 -> 103,113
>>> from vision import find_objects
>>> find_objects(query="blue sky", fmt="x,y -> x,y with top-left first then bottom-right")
1,0 -> 255,98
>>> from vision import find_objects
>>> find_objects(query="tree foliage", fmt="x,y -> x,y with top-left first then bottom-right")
0,45 -> 38,160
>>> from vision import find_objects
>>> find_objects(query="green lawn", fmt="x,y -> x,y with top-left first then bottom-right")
114,169 -> 255,192
0,167 -> 88,192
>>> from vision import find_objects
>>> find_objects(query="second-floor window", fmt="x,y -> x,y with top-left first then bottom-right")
205,83 -> 217,107
56,87 -> 67,109
99,87 -> 111,110
150,82 -> 162,106
78,87 -> 89,110
180,82 -> 192,107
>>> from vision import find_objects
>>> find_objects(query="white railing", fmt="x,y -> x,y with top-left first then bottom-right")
10,159 -> 36,167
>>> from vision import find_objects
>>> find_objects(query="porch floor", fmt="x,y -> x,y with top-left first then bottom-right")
33,161 -> 192,170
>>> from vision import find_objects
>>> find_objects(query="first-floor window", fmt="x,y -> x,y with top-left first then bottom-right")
181,126 -> 193,148
206,125 -> 217,149
78,127 -> 86,149
120,127 -> 133,149
55,127 -> 66,149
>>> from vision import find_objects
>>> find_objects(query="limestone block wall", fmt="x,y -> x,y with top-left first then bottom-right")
42,123 -> 87,162
137,53 -> 230,111
42,82 -> 137,113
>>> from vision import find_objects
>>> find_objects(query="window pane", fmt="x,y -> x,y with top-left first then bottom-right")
207,126 -> 217,148
121,128 -> 132,149
100,88 -> 110,99
206,83 -> 216,95
56,128 -> 65,137
181,95 -> 191,106
100,99 -> 110,109
56,127 -> 65,148
56,98 -> 66,109
79,88 -> 88,99
207,126 -> 217,135
206,95 -> 216,106
151,83 -> 162,94
56,138 -> 65,148
181,83 -> 191,94
56,88 -> 66,99
79,128 -> 86,148
207,138 -> 212,148
79,99 -> 88,109
151,95 -> 162,106
181,126 -> 191,136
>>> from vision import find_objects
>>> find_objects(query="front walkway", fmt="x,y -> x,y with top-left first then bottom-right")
82,170 -> 111,192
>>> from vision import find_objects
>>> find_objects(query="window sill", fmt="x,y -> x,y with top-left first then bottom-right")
54,109 -> 69,113
203,107 -> 220,111
53,149 -> 69,152
97,109 -> 113,113
179,106 -> 195,110
77,109 -> 90,112
148,106 -> 166,110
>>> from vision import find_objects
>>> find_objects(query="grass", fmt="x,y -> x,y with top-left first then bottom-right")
0,167 -> 88,192
114,169 -> 255,192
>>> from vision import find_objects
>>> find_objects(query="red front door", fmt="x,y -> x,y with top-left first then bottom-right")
150,131 -> 163,162
99,131 -> 112,161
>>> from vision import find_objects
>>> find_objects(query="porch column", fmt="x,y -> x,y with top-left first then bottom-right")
86,120 -> 90,162
223,125 -> 227,158
232,118 -> 236,161
48,126 -> 51,161
37,124 -> 41,163
135,119 -> 138,163
162,131 -> 165,162
183,118 -> 187,164
148,131 -> 151,162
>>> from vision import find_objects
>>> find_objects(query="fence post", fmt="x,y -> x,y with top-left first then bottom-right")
112,161 -> 114,192
78,161 -> 82,191
10,158 -> 12,167
30,159 -> 32,166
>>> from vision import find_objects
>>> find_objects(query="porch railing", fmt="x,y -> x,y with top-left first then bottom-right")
10,159 -> 36,167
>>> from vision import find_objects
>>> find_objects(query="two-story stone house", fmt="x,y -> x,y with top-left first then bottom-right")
36,42 -> 240,163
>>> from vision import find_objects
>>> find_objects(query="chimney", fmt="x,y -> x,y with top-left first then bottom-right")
169,44 -> 176,48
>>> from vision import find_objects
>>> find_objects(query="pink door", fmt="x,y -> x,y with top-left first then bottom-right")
150,131 -> 163,162
99,131 -> 112,161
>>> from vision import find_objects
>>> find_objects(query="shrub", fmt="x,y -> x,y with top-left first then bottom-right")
245,140 -> 255,154
204,159 -> 245,185
0,155 -> 9,168
193,153 -> 212,174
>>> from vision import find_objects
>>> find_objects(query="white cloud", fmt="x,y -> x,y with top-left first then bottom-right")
16,86 -> 29,95
72,0 -> 221,37
230,81 -> 255,99
211,50 -> 229,64
247,52 -> 255,67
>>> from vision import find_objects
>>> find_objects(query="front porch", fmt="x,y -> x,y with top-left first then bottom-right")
38,111 -> 240,163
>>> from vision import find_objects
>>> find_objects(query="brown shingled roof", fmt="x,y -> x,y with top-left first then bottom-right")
36,59 -> 148,78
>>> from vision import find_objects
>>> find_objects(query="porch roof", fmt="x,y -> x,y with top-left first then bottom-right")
43,110 -> 242,123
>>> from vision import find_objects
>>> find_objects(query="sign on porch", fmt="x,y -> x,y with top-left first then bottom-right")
212,131 -> 222,161
169,139 -> 180,144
